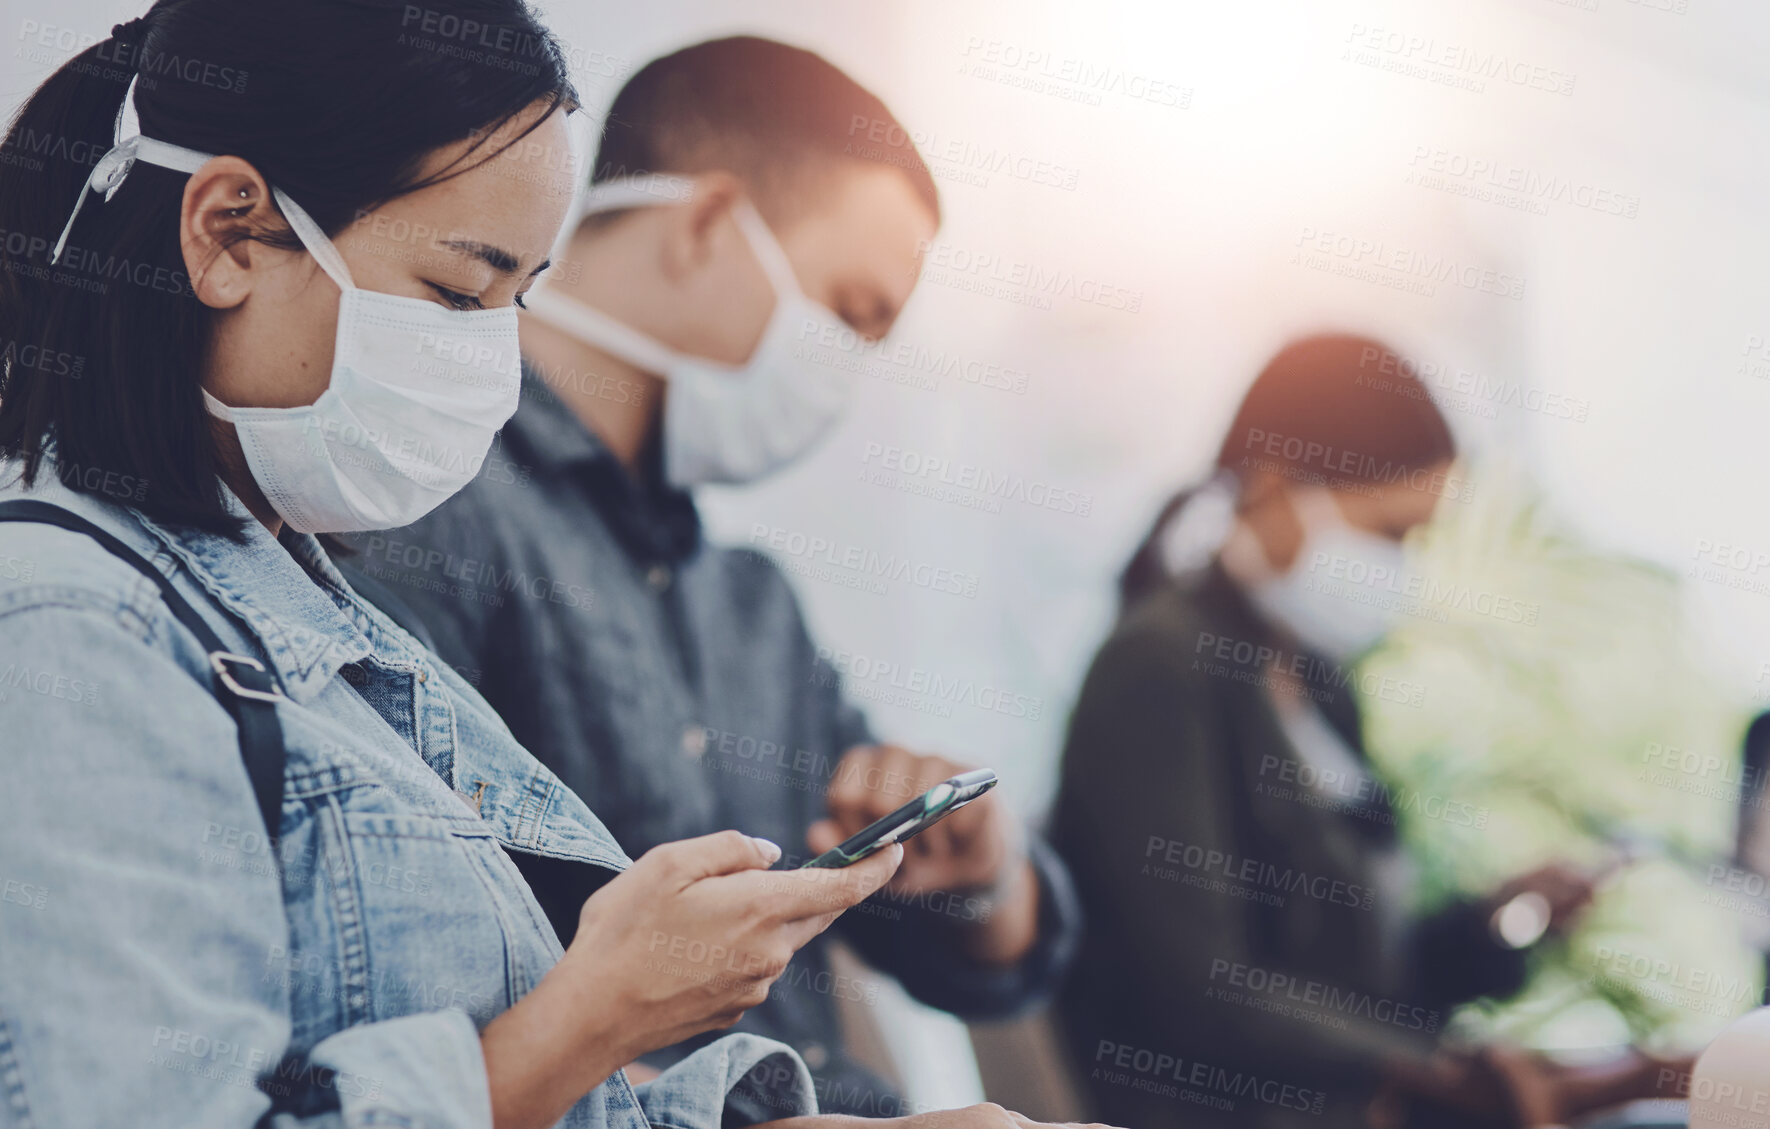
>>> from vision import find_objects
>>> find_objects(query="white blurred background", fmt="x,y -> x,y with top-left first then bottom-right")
10,0 -> 1770,1109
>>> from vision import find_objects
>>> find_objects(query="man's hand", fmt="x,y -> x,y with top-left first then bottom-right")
811,745 -> 1041,965
755,1103 -> 1122,1129
812,745 -> 1018,895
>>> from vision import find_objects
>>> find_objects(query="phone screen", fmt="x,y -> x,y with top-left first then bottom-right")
800,769 -> 998,868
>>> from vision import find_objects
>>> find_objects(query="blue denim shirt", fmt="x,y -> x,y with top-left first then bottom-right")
0,462 -> 817,1129
339,374 -> 1083,1117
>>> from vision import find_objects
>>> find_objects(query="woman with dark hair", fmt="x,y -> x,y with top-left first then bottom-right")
0,6 -> 1112,1129
1051,335 -> 1668,1128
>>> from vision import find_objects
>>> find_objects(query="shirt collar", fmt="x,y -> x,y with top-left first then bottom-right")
130,487 -> 373,704
506,364 -> 702,565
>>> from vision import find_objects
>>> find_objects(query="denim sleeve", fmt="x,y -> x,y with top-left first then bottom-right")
835,835 -> 1084,1020
0,603 -> 493,1129
632,1033 -> 817,1128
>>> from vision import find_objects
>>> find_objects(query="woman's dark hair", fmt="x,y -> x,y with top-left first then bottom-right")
0,0 -> 577,533
1119,332 -> 1457,607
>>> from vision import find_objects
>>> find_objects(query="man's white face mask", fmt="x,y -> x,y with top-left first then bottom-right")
520,174 -> 854,489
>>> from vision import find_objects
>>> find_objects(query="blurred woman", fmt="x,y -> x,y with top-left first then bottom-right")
1051,334 -> 1665,1129
0,6 -> 1113,1129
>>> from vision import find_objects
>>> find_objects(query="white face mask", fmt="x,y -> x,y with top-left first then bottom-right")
1221,489 -> 1407,661
519,174 -> 853,488
51,78 -> 523,534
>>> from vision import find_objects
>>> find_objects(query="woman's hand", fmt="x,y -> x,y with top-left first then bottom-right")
482,830 -> 902,1129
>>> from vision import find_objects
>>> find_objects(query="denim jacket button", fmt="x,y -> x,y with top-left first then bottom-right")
646,564 -> 672,592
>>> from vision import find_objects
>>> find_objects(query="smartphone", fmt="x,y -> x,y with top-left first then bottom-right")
800,768 -> 998,868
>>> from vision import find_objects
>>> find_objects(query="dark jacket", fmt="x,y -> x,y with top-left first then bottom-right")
1051,564 -> 1525,1129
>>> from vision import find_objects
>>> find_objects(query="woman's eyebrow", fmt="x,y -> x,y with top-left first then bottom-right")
440,238 -> 550,278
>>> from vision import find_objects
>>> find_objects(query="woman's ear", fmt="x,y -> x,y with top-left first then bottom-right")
179,155 -> 276,310
659,169 -> 742,282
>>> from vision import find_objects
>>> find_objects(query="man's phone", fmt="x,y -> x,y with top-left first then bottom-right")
800,769 -> 998,868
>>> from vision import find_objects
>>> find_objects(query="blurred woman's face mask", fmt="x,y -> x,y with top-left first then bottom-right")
1222,488 -> 1407,662
519,175 -> 853,489
52,80 -> 523,534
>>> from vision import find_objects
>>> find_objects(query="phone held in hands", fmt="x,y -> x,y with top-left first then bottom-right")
799,769 -> 999,869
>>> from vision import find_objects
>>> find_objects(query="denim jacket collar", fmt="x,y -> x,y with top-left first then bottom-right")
23,467 -> 370,704
133,501 -> 373,706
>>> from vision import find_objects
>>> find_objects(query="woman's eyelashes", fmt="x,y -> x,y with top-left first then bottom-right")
426,282 -> 531,311
427,282 -> 484,311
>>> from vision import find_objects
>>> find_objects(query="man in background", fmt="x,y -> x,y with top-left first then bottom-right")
347,36 -> 1080,1117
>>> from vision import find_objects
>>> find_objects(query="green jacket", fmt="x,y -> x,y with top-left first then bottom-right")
1051,564 -> 1524,1129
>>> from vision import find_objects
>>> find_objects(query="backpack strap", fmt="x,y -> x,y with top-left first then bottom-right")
0,500 -> 288,845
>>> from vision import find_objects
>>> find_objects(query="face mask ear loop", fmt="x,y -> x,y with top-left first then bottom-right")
730,200 -> 804,301
520,286 -> 687,378
269,188 -> 355,293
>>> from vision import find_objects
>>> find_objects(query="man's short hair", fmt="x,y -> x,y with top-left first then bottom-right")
592,35 -> 940,226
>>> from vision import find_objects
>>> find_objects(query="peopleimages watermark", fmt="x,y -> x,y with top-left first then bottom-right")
1256,754 -> 1490,830
1237,425 -> 1476,503
148,1026 -> 382,1103
267,943 -> 494,1016
957,37 -> 1192,110
1356,345 -> 1590,423
1302,549 -> 1542,628
1341,23 -> 1577,97
397,5 -> 628,86
794,318 -> 1030,396
1638,741 -> 1770,812
1292,225 -> 1526,301
857,442 -> 1093,518
0,126 -> 106,176
1192,630 -> 1428,710
198,821 -> 433,896
1089,1039 -> 1326,1115
1587,944 -> 1759,1019
1585,948 -> 1762,1026
845,113 -> 1081,192
749,523 -> 981,599
0,662 -> 98,708
1655,1068 -> 1770,1121
1142,833 -> 1377,911
1206,958 -> 1441,1033
1405,145 -> 1638,219
0,334 -> 83,379
915,238 -> 1144,314
1,878 -> 49,911
2,224 -> 195,300
812,647 -> 1045,722
353,533 -> 594,613
1690,538 -> 1770,600
1740,336 -> 1770,382
15,19 -> 249,94
1701,863 -> 1770,925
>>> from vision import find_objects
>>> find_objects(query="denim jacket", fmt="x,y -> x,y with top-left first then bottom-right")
0,463 -> 817,1129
